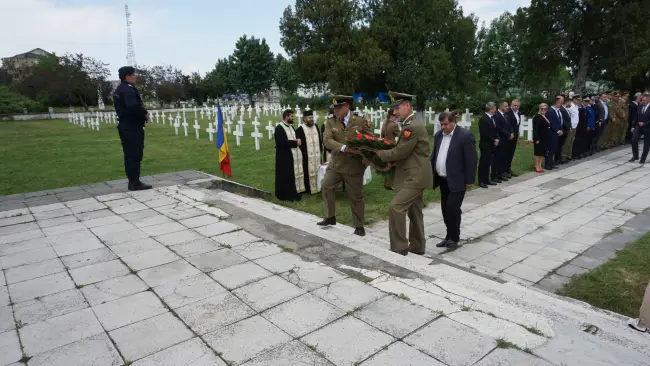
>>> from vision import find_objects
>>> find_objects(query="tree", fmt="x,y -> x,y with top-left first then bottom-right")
366,0 -> 477,111
274,54 -> 300,94
136,65 -> 186,107
280,0 -> 388,93
476,13 -> 521,98
229,35 -> 275,104
203,58 -> 235,98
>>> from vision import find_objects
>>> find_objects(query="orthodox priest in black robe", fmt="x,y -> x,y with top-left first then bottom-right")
295,110 -> 323,194
274,109 -> 305,201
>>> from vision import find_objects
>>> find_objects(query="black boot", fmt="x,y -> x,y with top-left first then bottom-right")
354,227 -> 366,236
317,217 -> 336,226
129,181 -> 152,191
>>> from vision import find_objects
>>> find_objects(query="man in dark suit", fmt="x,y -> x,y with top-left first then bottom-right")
627,93 -> 642,144
592,93 -> 608,150
505,99 -> 522,178
545,96 -> 564,170
431,111 -> 478,249
493,101 -> 513,182
554,95 -> 571,164
478,102 -> 498,188
630,95 -> 650,164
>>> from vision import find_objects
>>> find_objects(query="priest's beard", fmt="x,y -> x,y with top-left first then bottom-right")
287,119 -> 294,124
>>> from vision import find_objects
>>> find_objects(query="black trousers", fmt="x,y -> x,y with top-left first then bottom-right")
439,177 -> 466,243
555,133 -> 566,162
491,145 -> 506,179
117,124 -> 145,184
506,138 -> 517,173
478,146 -> 493,184
631,126 -> 650,160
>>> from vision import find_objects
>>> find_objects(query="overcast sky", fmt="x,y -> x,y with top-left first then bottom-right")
0,0 -> 529,79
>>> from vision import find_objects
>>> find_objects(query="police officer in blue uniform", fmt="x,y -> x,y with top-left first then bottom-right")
113,66 -> 152,191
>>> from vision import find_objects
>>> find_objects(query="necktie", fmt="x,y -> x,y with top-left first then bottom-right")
557,110 -> 562,123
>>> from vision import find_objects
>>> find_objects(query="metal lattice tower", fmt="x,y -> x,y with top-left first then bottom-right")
125,4 -> 137,67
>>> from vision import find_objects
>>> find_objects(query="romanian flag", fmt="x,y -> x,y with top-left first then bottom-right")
216,103 -> 232,178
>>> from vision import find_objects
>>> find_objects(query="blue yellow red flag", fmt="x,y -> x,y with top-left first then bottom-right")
216,103 -> 231,178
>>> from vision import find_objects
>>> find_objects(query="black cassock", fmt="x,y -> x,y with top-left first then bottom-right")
274,123 -> 302,202
295,123 -> 323,194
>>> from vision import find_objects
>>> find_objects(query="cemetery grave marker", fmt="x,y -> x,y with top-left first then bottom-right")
168,114 -> 174,127
174,116 -> 180,136
225,117 -> 233,134
206,123 -> 216,142
266,121 -> 274,140
233,124 -> 244,146
251,120 -> 263,151
193,120 -> 201,140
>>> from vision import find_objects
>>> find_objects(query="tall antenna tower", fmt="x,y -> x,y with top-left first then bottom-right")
125,4 -> 137,67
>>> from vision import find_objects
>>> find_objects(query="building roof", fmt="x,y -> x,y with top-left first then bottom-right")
2,48 -> 50,61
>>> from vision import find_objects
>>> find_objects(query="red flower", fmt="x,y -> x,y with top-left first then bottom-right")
355,131 -> 362,141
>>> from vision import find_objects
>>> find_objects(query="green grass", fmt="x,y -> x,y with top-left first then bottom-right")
559,232 -> 650,318
0,114 -> 534,226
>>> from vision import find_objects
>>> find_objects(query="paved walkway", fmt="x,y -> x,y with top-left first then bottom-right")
0,163 -> 649,365
369,147 -> 650,290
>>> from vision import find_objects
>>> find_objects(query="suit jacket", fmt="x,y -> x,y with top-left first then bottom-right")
378,115 -> 433,190
494,111 -> 512,141
545,107 -> 562,132
478,113 -> 498,150
506,108 -> 521,138
430,126 -> 478,192
637,104 -> 650,129
629,102 -> 639,125
593,101 -> 606,124
560,107 -> 571,131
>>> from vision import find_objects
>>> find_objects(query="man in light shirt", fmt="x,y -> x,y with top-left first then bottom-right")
430,112 -> 477,249
563,95 -> 580,161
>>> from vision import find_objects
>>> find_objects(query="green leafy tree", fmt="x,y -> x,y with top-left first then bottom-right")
476,13 -> 521,97
366,0 -> 477,111
274,54 -> 300,95
229,35 -> 275,104
280,0 -> 388,93
203,58 -> 235,98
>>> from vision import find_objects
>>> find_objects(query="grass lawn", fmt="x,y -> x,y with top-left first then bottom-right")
559,233 -> 650,318
0,114 -> 534,226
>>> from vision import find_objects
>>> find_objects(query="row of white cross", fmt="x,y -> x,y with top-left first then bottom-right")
66,106 -> 536,149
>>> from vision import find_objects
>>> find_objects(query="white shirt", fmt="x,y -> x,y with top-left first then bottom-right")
511,109 -> 521,125
569,103 -> 580,128
435,125 -> 456,177
340,111 -> 352,152
485,112 -> 495,127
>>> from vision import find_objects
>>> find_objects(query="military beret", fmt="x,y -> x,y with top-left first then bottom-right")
331,95 -> 353,107
303,110 -> 313,117
388,91 -> 415,108
118,66 -> 136,79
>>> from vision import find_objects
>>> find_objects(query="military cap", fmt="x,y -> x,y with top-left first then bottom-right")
118,66 -> 136,79
388,91 -> 415,108
572,94 -> 581,100
303,110 -> 313,117
331,95 -> 353,107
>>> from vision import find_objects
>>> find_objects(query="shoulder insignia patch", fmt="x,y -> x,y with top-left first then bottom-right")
402,130 -> 412,139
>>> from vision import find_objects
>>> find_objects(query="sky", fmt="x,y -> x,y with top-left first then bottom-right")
0,0 -> 529,79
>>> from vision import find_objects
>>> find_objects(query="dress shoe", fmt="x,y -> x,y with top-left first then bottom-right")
551,166 -> 559,170
535,169 -> 544,173
629,157 -> 639,162
392,249 -> 408,256
479,183 -> 488,188
487,181 -> 497,186
509,172 -> 519,177
504,173 -> 512,179
493,179 -> 503,183
500,176 -> 509,181
640,159 -> 646,165
354,227 -> 366,236
384,185 -> 394,191
409,248 -> 425,255
317,217 -> 336,226
445,240 -> 459,249
128,181 -> 153,191
436,239 -> 451,248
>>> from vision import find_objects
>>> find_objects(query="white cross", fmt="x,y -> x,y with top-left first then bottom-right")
225,117 -> 233,133
251,122 -> 263,151
80,115 -> 85,127
375,121 -> 383,137
182,119 -> 189,137
200,109 -> 205,120
305,104 -> 311,111
236,118 -> 246,137
233,124 -> 244,146
206,122 -> 216,142
193,120 -> 200,140
247,105 -> 252,119
174,117 -> 180,136
266,121 -> 275,140
161,111 -> 166,123
94,118 -> 100,131
154,111 -> 160,124
193,106 -> 198,122
168,114 -> 174,127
